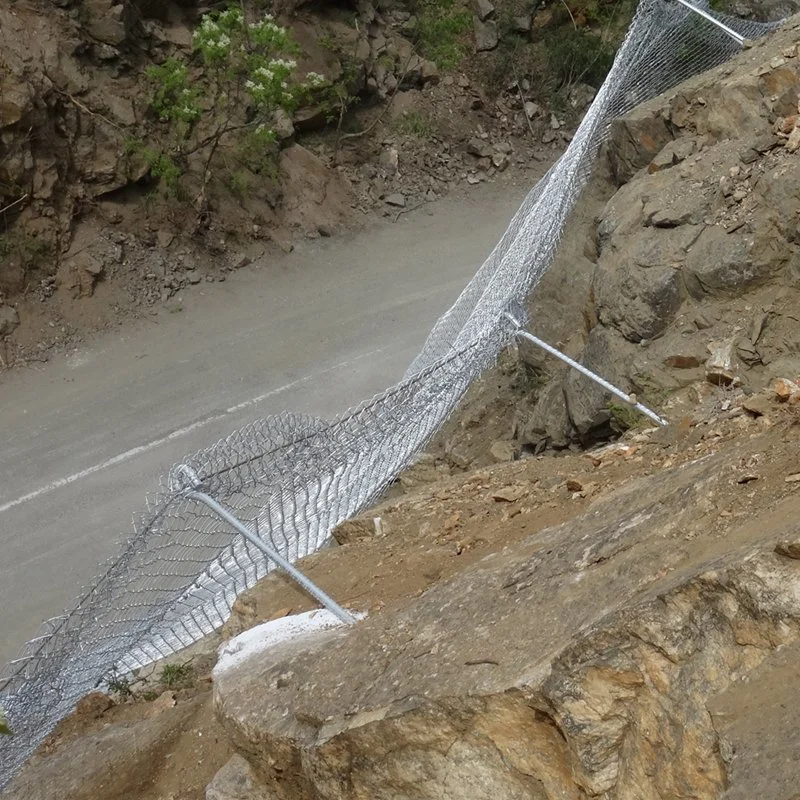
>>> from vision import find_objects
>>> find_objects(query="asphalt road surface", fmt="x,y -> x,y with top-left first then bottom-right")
0,176 -> 534,665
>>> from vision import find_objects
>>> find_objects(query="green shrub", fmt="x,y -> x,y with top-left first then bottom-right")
608,401 -> 642,432
228,170 -> 250,199
144,8 -> 329,200
0,230 -> 50,268
543,26 -> 616,89
124,141 -> 184,198
106,674 -> 133,699
159,662 -> 195,689
393,110 -> 434,137
146,58 -> 202,129
410,0 -> 472,69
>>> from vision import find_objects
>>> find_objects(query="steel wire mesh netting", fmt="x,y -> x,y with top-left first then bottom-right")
0,0 -> 779,788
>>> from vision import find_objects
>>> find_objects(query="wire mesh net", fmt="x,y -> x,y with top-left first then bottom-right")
0,0 -> 780,788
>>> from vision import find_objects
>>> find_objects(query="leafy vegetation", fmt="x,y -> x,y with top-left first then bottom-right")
317,34 -> 366,129
393,110 -> 434,137
146,58 -> 202,129
144,7 -> 328,203
124,139 -> 184,198
0,230 -> 51,270
543,26 -> 616,90
608,401 -> 643,432
409,0 -> 472,68
159,661 -> 195,689
106,673 -> 133,699
484,0 -> 636,111
228,169 -> 251,200
0,706 -> 11,736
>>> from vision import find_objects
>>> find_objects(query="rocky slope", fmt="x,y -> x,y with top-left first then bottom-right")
213,400 -> 800,800
7,6 -> 800,800
0,0 -> 630,368
8,375 -> 800,799
430,9 -> 800,471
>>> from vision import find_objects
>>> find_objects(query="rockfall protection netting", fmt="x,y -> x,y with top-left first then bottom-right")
0,0 -> 781,788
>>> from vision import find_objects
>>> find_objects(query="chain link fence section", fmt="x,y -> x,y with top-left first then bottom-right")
0,0 -> 779,789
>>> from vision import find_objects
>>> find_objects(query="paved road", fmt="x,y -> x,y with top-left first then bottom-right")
0,176 -> 533,665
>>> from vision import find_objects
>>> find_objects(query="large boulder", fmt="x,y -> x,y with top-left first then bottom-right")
0,305 -> 20,337
278,145 -> 354,236
212,436 -> 800,799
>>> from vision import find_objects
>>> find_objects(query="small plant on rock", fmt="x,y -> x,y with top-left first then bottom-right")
393,110 -> 434,138
159,661 -> 195,689
145,7 -> 328,206
106,673 -> 133,699
608,401 -> 642,432
0,230 -> 51,273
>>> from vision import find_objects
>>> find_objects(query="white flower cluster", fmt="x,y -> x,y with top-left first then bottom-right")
305,71 -> 326,87
270,58 -> 297,71
194,9 -> 243,55
245,57 -> 298,102
255,65 -> 275,81
219,8 -> 243,23
251,18 -> 286,36
194,17 -> 233,55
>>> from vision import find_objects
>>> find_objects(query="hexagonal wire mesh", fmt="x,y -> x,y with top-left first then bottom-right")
0,0 -> 779,788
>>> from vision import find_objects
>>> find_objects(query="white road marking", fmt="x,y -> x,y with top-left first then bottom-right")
0,348 -> 385,515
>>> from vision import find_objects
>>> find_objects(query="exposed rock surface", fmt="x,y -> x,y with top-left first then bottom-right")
10,382 -> 800,800
436,13 -> 800,461
213,426 -> 800,799
206,754 -> 272,800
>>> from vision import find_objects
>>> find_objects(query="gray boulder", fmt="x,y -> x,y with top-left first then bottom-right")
0,304 -> 19,337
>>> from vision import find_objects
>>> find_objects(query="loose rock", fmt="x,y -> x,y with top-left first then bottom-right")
491,486 -> 525,502
706,339 -> 737,386
474,18 -> 499,51
489,440 -> 516,463
474,0 -> 495,22
0,305 -> 20,337
384,193 -> 406,208
206,755 -> 271,800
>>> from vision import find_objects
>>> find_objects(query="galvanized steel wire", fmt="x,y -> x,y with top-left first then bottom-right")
0,0 -> 779,788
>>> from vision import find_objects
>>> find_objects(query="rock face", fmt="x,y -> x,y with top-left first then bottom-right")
452,14 -> 800,454
212,436 -> 800,799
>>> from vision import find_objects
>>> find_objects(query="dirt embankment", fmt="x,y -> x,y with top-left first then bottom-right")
0,0 -> 639,368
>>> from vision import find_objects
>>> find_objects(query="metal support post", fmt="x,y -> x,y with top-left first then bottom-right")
674,0 -> 746,45
175,466 -> 356,625
503,312 -> 668,428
